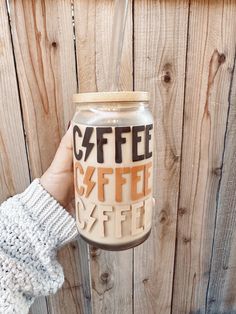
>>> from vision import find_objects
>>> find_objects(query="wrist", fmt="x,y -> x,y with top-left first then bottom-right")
40,170 -> 74,208
17,179 -> 78,247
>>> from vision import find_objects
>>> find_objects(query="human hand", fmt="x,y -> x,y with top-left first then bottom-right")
40,123 -> 74,211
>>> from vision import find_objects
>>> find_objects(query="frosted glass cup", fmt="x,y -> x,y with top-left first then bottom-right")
72,91 -> 154,250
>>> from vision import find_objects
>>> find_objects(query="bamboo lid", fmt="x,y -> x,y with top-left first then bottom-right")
72,91 -> 149,103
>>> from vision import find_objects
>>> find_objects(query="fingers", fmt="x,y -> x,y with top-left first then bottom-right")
67,199 -> 75,216
49,124 -> 74,173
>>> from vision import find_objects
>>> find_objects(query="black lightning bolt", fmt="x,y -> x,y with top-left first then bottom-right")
82,127 -> 95,161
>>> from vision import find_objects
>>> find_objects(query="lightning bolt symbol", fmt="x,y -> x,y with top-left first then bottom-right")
86,203 -> 96,232
83,166 -> 96,198
82,127 -> 94,161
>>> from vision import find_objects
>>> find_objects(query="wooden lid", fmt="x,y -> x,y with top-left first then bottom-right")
72,91 -> 149,103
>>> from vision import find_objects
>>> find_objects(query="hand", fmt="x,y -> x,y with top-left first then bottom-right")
40,123 -> 74,210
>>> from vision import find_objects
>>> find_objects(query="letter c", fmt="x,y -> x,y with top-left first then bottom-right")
73,125 -> 83,160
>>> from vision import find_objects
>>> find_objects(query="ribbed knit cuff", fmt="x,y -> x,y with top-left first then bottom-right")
17,179 -> 78,247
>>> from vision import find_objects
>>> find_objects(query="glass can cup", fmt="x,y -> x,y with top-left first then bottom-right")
72,91 -> 154,250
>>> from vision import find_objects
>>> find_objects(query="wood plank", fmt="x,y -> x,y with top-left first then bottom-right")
29,297 -> 48,314
205,46 -> 236,313
0,0 -> 30,203
172,2 -> 236,313
9,1 -> 91,314
74,1 -> 133,313
133,1 -> 189,313
73,0 -> 96,93
74,0 -> 132,93
9,0 -> 77,177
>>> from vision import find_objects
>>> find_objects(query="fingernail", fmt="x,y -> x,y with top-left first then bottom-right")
67,120 -> 71,130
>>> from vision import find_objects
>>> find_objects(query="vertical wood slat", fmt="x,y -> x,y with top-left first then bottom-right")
133,1 -> 189,313
0,0 -> 30,203
172,2 -> 236,313
74,1 -> 133,313
29,297 -> 48,314
74,0 -> 132,93
205,47 -> 236,313
8,1 -> 91,314
9,0 -> 77,177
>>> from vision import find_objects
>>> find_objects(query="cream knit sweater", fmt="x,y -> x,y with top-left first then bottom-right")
0,179 -> 78,314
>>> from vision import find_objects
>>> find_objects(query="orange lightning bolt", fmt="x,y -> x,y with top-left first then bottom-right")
83,166 -> 96,198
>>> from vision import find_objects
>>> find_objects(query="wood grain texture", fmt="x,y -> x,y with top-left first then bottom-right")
133,1 -> 189,313
29,297 -> 48,314
8,1 -> 91,314
9,0 -> 77,178
74,1 -> 133,313
0,0 -> 30,203
205,47 -> 236,313
74,0 -> 132,93
172,2 -> 236,313
73,0 -> 96,93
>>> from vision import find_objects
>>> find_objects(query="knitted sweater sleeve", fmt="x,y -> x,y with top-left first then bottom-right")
0,179 -> 78,314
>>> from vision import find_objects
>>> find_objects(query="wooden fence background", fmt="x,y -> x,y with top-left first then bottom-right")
1,0 -> 236,313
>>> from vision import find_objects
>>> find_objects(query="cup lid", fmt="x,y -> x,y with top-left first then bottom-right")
72,91 -> 149,103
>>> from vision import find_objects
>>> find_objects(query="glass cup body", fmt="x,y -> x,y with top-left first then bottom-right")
72,100 -> 154,250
